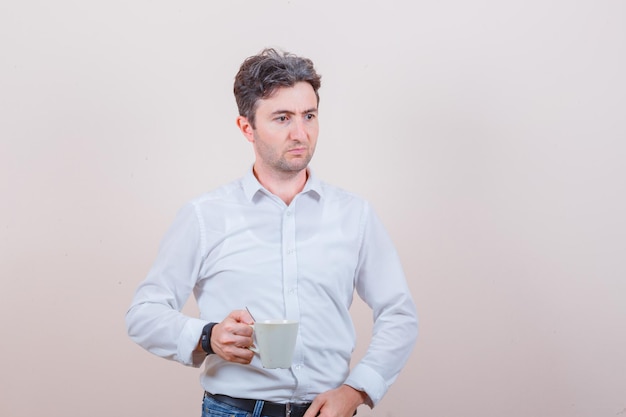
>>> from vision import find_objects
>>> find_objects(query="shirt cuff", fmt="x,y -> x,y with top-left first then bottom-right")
344,364 -> 388,406
177,317 -> 207,367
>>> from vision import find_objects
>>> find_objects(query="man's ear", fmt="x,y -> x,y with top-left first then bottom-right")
236,116 -> 254,143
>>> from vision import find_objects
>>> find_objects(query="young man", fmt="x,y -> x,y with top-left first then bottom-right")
126,48 -> 418,417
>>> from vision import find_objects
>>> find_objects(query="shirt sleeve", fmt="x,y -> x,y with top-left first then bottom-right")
125,202 -> 208,367
344,203 -> 419,406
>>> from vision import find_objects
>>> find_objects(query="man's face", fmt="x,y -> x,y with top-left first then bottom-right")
239,82 -> 319,176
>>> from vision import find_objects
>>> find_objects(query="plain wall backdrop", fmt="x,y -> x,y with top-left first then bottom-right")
1,1 -> 625,416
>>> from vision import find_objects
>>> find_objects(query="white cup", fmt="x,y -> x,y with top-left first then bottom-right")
249,319 -> 299,369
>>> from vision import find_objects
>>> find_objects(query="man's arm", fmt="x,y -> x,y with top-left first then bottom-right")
342,203 -> 419,406
126,202 -> 208,367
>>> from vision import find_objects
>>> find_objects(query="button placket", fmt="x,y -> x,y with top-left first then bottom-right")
281,205 -> 299,315
281,200 -> 306,397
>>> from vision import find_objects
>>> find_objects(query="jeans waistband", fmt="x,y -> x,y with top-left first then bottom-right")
204,392 -> 311,417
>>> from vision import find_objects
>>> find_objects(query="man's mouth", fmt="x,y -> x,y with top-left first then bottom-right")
287,147 -> 307,154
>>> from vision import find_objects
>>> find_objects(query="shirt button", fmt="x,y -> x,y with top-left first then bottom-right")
286,210 -> 292,216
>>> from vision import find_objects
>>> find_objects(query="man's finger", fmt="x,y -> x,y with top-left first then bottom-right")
229,308 -> 253,324
303,399 -> 323,417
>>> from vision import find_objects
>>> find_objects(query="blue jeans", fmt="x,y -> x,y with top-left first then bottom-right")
201,395 -> 266,417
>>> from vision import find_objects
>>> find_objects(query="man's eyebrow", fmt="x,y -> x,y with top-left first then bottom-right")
270,108 -> 318,116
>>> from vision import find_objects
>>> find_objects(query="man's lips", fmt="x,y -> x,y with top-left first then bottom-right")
286,147 -> 307,154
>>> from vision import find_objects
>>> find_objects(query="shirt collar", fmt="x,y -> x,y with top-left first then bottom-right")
242,166 -> 324,202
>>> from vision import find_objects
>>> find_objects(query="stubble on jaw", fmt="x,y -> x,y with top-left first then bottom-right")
254,137 -> 315,176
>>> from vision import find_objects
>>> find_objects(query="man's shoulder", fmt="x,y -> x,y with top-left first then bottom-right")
188,177 -> 245,206
318,179 -> 367,203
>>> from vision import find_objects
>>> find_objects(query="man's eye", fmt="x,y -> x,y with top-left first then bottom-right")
305,114 -> 316,120
276,116 -> 287,122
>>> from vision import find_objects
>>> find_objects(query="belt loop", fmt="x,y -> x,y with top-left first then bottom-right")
252,400 -> 264,417
286,402 -> 292,417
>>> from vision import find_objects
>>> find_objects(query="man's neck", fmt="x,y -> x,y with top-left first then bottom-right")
253,165 -> 308,206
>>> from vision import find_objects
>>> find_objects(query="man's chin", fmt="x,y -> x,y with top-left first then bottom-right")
281,157 -> 312,172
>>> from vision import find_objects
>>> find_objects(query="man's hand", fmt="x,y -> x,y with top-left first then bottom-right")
202,309 -> 255,364
303,385 -> 369,417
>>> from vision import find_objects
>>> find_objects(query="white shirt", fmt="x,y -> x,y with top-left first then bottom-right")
125,168 -> 418,406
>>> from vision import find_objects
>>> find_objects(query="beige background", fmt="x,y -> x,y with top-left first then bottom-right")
1,1 -> 625,416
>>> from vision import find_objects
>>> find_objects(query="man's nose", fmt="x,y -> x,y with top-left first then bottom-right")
289,118 -> 307,140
